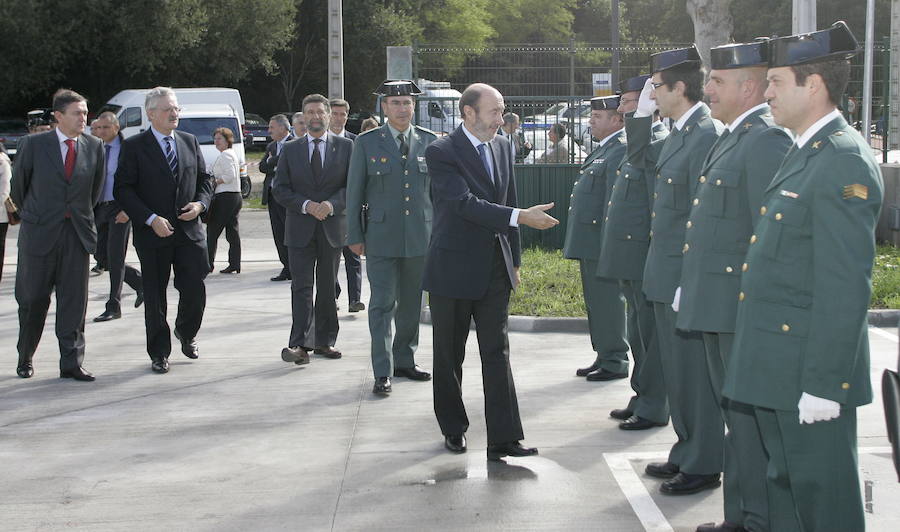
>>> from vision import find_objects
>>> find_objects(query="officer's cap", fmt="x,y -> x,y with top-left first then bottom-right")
590,96 -> 620,111
619,75 -> 650,94
768,21 -> 859,68
373,80 -> 422,97
650,45 -> 702,73
709,39 -> 770,69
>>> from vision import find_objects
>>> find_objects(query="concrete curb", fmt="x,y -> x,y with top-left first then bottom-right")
422,308 -> 900,333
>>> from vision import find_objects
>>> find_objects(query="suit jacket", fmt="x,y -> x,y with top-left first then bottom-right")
272,132 -> 352,249
499,129 -> 531,163
677,106 -> 791,333
724,115 -> 882,410
422,126 -> 520,300
342,130 -> 357,141
114,129 -> 214,250
638,104 -> 723,303
10,130 -> 105,255
346,124 -> 437,257
596,120 -> 669,280
562,129 -> 626,260
259,134 -> 294,205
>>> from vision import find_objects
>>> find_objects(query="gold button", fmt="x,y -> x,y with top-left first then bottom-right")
781,323 -> 790,332
651,211 -> 656,218
626,234 -> 632,239
742,263 -> 748,272
608,201 -> 612,206
626,174 -> 630,178
715,179 -> 722,186
738,291 -> 745,301
725,266 -> 733,273
841,382 -> 850,390
649,230 -> 653,237
750,234 -> 757,244
405,210 -> 410,215
760,206 -> 767,215
592,220 -> 597,224
616,170 -> 621,175
653,192 -> 658,199
667,178 -> 673,184
405,196 -> 410,201
405,183 -> 410,188
686,221 -> 692,228
699,175 -> 706,183
775,213 -> 783,220
579,170 -> 584,174
570,194 -> 574,198
683,243 -> 690,253
693,198 -> 700,206
404,170 -> 409,175
605,216 -> 609,221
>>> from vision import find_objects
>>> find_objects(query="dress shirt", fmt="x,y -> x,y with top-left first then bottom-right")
461,124 -> 520,227
55,127 -> 78,164
727,103 -> 769,133
100,136 -> 121,202
387,122 -> 413,153
146,126 -> 179,226
794,109 -> 841,149
301,132 -> 333,216
672,101 -> 706,131
211,148 -> 240,194
596,127 -> 624,147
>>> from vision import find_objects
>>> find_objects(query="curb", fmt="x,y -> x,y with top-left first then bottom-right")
422,308 -> 900,333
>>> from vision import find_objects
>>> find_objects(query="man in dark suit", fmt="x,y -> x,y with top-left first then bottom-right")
329,98 -> 363,312
499,112 -> 531,163
91,112 -> 144,323
424,83 -> 558,460
274,94 -> 353,365
114,86 -> 214,374
259,114 -> 294,281
11,89 -> 105,381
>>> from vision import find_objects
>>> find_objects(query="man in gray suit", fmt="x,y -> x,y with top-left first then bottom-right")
274,94 -> 353,364
11,89 -> 105,381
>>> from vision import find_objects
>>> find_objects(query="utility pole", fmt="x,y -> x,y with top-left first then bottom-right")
891,0 -> 899,150
862,0 -> 876,143
328,0 -> 344,99
792,0 -> 816,34
611,0 -> 620,89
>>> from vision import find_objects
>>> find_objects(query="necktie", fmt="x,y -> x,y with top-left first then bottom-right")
477,143 -> 494,185
164,136 -> 178,178
397,133 -> 409,158
105,143 -> 111,164
64,139 -> 76,181
311,138 -> 323,182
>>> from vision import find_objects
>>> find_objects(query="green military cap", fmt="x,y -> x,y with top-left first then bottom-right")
373,80 -> 423,97
768,21 -> 859,67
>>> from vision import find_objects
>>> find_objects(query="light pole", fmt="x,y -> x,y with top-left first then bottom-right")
328,0 -> 344,99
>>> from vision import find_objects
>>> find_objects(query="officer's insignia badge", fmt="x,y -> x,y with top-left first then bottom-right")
834,131 -> 844,136
842,184 -> 868,200
780,190 -> 799,199
380,157 -> 387,163
743,123 -> 753,130
811,140 -> 821,149
370,157 -> 376,162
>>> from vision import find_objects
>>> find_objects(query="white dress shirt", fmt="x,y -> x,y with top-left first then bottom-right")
55,127 -> 77,163
211,148 -> 240,194
301,132 -> 333,216
461,124 -> 520,227
794,109 -> 841,149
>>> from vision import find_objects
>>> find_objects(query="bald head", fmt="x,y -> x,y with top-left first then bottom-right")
459,83 -> 505,142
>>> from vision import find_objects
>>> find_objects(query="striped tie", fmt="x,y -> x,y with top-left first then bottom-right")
164,136 -> 178,177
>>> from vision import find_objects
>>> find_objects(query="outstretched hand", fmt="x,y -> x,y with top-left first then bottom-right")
518,202 -> 559,230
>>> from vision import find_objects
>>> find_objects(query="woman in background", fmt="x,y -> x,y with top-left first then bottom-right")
0,144 -> 12,283
206,127 -> 242,274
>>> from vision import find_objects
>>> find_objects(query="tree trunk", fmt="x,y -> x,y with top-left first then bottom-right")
685,0 -> 734,68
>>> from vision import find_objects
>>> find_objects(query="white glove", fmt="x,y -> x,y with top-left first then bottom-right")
671,286 -> 681,312
634,78 -> 658,118
797,392 -> 841,424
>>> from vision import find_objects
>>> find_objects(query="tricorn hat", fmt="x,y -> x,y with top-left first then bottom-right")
619,74 -> 650,94
710,39 -> 770,69
768,21 -> 860,67
373,80 -> 423,97
590,95 -> 620,111
651,45 -> 702,73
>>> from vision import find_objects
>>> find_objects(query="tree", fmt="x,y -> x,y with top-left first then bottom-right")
686,0 -> 734,66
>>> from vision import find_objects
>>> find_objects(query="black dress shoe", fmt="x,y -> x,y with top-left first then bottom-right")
393,365 -> 431,381
93,310 -> 122,322
487,441 -> 538,461
16,362 -> 34,378
619,415 -> 667,431
444,434 -> 466,453
134,291 -> 144,308
610,408 -> 633,420
348,301 -> 365,312
91,265 -> 105,275
696,521 -> 746,532
270,271 -> 291,281
586,368 -> 628,381
151,358 -> 169,373
281,346 -> 310,365
660,472 -> 721,495
220,266 -> 240,274
645,461 -> 680,479
313,346 -> 342,359
575,361 -> 601,377
373,376 -> 392,395
60,366 -> 95,381
174,329 -> 199,359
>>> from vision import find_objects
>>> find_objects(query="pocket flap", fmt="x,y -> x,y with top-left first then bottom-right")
753,301 -> 810,337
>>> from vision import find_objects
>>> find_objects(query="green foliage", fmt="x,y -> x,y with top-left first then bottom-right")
509,248 -> 584,317
871,245 -> 900,309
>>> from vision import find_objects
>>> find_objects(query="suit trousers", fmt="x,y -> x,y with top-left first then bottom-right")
94,209 -> 108,270
366,255 -> 424,377
753,407 -> 862,532
653,302 -> 723,473
15,221 -> 89,370
96,202 -> 142,313
207,191 -> 242,269
622,280 -> 669,423
288,223 -> 341,348
336,246 -> 362,303
0,222 -> 7,283
703,332 -> 768,531
267,190 -> 289,273
579,259 -> 629,373
430,243 -> 524,445
135,234 -> 208,359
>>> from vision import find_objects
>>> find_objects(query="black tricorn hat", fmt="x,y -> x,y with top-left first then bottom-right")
590,95 -> 620,111
373,80 -> 423,97
619,74 -> 650,94
768,21 -> 860,67
710,39 -> 770,69
651,45 -> 702,73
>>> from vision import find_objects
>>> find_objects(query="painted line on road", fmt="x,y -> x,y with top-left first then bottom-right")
870,326 -> 898,342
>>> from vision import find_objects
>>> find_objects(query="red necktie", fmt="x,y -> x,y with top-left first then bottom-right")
64,139 -> 76,181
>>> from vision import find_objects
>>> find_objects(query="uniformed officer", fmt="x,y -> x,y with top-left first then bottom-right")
632,46 -> 726,495
723,22 -> 881,532
596,75 -> 671,430
676,39 -> 792,532
346,80 -> 437,396
564,95 -> 630,382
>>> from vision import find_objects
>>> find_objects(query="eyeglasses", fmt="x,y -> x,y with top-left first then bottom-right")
158,106 -> 181,113
650,81 -> 665,90
619,98 -> 639,105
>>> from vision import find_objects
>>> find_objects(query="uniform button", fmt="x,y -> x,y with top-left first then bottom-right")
404,170 -> 409,175
693,198 -> 700,206
589,170 -> 594,175
605,216 -> 609,221
405,210 -> 410,215
699,175 -> 706,183
667,178 -> 673,184
715,179 -> 722,186
725,266 -> 733,273
651,211 -> 656,218
686,221 -> 692,228
592,219 -> 597,224
738,291 -> 745,301
775,213 -> 783,220
683,243 -> 690,253
625,174 -> 630,178
404,183 -> 410,188
742,263 -> 748,272
657,173 -> 661,178
608,201 -> 612,206
626,234 -> 632,239
612,184 -> 616,190
841,382 -> 850,390
579,170 -> 584,174
570,193 -> 574,198
649,230 -> 653,237
405,196 -> 410,201
750,234 -> 757,244
616,170 -> 621,175
760,206 -> 767,215
653,192 -> 658,199
781,323 -> 790,332
376,171 -> 381,175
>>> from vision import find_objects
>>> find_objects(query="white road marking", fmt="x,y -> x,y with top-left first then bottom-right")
870,326 -> 898,342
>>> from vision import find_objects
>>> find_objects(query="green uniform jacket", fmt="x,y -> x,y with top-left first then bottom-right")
640,105 -> 723,303
676,106 -> 792,333
596,120 -> 669,279
346,124 -> 437,257
724,115 -> 882,410
562,130 -> 626,260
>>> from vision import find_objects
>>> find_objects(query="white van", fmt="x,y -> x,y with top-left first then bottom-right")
375,79 -> 462,135
174,104 -> 249,191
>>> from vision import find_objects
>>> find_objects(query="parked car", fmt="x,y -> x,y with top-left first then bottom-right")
242,112 -> 270,147
0,118 -> 28,157
175,104 -> 252,198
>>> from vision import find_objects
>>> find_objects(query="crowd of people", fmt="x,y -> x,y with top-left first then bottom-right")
3,19 -> 883,532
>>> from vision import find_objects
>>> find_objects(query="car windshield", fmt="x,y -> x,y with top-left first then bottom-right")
177,117 -> 242,145
245,113 -> 266,125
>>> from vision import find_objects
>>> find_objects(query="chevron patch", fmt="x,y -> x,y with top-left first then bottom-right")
842,184 -> 868,200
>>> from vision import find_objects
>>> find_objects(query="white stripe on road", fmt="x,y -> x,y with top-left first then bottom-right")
870,326 -> 898,342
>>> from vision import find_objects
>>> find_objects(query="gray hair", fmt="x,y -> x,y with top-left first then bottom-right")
145,86 -> 177,111
502,112 -> 519,125
270,114 -> 290,130
97,111 -> 119,127
291,111 -> 304,124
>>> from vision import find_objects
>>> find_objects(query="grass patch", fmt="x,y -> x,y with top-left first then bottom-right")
509,248 -> 584,317
243,197 -> 264,210
871,244 -> 900,308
